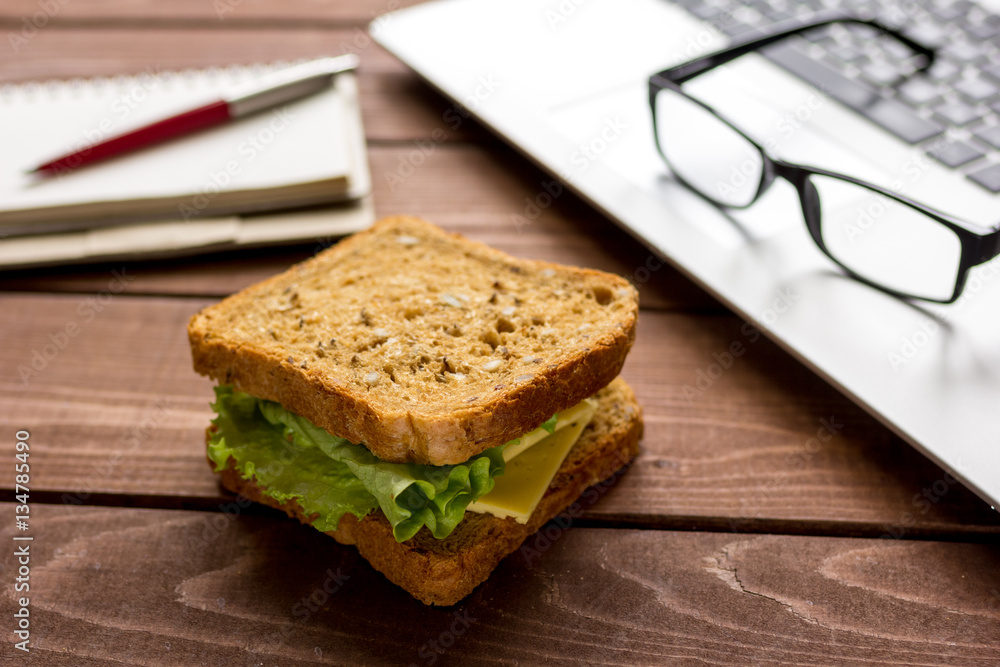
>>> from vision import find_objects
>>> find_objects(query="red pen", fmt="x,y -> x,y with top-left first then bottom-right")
28,54 -> 359,177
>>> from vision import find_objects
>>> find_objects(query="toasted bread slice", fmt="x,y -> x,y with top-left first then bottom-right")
190,216 -> 638,465
215,377 -> 642,605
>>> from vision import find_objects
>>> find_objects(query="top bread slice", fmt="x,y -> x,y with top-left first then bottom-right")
188,216 -> 638,465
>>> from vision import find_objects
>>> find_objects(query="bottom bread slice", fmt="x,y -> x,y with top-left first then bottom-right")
214,376 -> 643,605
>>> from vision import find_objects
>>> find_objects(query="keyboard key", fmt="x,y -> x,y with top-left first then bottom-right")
942,41 -> 988,64
843,22 -> 882,40
931,3 -> 966,21
824,42 -> 866,64
927,59 -> 962,81
760,7 -> 792,23
934,102 -> 982,125
690,4 -> 725,20
764,42 -> 944,144
968,163 -> 1000,192
983,64 -> 1000,84
883,39 -> 915,62
905,22 -> 950,48
875,9 -> 908,29
802,25 -> 834,43
862,61 -> 903,87
719,20 -> 758,37
965,22 -> 1000,40
897,77 -> 942,106
928,140 -> 985,167
941,0 -> 976,15
974,125 -> 1000,149
955,77 -> 999,102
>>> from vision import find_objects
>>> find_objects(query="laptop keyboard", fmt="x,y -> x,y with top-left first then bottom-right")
673,0 -> 1000,192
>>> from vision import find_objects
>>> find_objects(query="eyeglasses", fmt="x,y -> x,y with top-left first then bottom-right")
648,15 -> 1000,303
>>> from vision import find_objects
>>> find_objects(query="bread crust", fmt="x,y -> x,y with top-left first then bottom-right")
189,216 -> 638,465
213,377 -> 643,605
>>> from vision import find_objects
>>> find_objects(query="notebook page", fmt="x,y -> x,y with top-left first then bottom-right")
0,62 -> 357,229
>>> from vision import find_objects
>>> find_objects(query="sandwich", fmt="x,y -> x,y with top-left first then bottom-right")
187,216 -> 642,605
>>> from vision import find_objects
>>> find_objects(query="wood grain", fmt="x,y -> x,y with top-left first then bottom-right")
2,503 -> 998,665
0,0 -> 417,24
2,293 -> 997,537
2,0 -> 997,658
0,144 -> 711,312
0,27 -> 403,78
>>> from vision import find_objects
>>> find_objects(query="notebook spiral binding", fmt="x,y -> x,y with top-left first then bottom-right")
0,59 -> 309,104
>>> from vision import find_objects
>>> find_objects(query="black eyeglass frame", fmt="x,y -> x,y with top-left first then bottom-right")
648,14 -> 1000,303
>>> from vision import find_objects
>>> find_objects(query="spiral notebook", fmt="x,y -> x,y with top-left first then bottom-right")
0,60 -> 373,268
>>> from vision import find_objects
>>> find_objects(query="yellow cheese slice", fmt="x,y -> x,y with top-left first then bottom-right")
501,398 -> 596,462
468,398 -> 596,524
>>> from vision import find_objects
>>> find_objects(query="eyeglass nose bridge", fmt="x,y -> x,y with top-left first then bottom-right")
768,161 -> 825,246
719,142 -> 782,209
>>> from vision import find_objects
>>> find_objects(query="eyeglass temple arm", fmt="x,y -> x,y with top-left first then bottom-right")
655,13 -> 936,85
976,227 -> 1000,266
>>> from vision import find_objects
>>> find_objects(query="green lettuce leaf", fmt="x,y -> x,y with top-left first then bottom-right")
206,385 -> 506,542
540,414 -> 558,434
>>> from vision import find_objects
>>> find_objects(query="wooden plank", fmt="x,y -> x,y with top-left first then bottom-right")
0,28 -> 404,80
0,0 -> 415,24
2,293 -> 997,536
2,503 -> 999,664
0,144 -> 709,312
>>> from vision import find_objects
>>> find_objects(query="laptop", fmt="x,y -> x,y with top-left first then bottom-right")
373,0 -> 1000,510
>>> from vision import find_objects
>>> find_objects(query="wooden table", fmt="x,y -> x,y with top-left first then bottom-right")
2,2 -> 999,664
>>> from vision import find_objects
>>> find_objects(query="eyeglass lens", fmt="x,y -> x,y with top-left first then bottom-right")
653,86 -> 965,301
653,87 -> 763,208
810,175 -> 963,301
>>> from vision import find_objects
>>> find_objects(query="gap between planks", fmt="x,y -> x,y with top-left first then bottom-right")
4,488 -> 998,545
